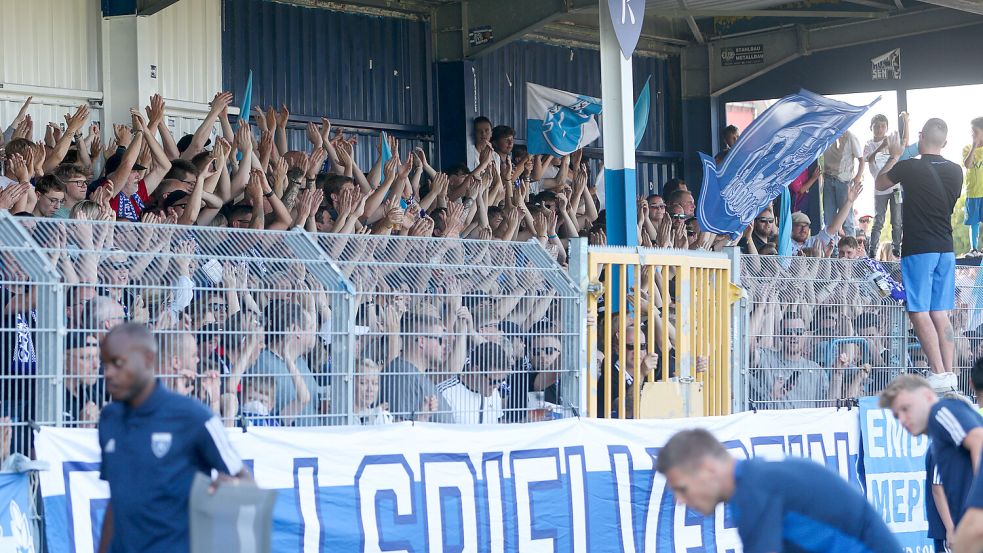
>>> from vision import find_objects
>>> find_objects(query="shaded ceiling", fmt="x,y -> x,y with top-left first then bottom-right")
264,0 -> 983,58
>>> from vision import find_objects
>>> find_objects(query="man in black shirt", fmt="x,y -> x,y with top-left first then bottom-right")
875,118 -> 963,393
737,206 -> 776,254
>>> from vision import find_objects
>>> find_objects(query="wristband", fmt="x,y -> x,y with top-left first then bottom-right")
263,190 -> 274,198
548,234 -> 558,239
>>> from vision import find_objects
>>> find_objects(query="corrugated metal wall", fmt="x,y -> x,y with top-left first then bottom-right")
0,0 -> 103,93
471,41 -> 675,153
472,40 -> 682,193
221,0 -> 432,131
151,0 -> 223,105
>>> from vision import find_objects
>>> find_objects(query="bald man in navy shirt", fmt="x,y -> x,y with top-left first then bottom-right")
656,429 -> 900,553
96,324 -> 249,553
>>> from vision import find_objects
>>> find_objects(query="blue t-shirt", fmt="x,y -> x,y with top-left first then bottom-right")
98,382 -> 243,553
928,398 -> 983,526
728,458 -> 899,553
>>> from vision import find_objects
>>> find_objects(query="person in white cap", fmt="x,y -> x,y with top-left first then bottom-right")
789,181 -> 862,255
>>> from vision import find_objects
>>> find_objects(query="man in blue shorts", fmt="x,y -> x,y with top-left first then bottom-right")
880,374 -> 983,548
655,428 -> 900,553
876,118 -> 964,392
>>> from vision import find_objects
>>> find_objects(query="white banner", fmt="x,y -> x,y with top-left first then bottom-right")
37,409 -> 860,553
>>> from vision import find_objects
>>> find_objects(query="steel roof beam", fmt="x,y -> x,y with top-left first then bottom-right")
702,7 -> 983,97
432,0 -> 595,60
916,0 -> 983,15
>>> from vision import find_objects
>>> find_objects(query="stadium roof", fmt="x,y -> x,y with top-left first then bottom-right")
141,0 -> 983,59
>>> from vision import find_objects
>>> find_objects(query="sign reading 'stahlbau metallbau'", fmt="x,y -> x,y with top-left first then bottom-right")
720,44 -> 765,66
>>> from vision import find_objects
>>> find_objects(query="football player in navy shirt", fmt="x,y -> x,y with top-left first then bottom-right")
656,429 -> 899,553
96,324 -> 250,553
952,358 -> 983,553
880,374 -> 983,535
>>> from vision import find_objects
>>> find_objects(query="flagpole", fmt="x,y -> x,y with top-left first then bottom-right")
599,0 -> 638,251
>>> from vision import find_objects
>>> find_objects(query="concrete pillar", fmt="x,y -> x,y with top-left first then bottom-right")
101,3 -> 160,126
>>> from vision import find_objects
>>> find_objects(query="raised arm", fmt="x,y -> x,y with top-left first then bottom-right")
130,110 -> 171,195
876,133 -> 905,192
44,104 -> 90,173
107,132 -> 144,197
826,181 -> 862,237
181,91 -> 232,160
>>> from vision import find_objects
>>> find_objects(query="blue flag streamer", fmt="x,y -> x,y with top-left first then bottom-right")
633,76 -> 651,149
696,89 -> 878,238
777,186 -> 792,257
380,131 -> 393,166
235,70 -> 252,162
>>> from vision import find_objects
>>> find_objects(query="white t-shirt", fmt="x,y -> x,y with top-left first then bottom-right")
790,229 -> 835,256
466,141 -> 480,172
437,376 -> 503,424
823,132 -> 863,182
864,138 -> 898,195
0,175 -> 14,189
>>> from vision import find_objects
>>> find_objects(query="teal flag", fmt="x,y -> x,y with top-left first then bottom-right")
380,131 -> 393,166
633,76 -> 651,149
235,70 -> 252,161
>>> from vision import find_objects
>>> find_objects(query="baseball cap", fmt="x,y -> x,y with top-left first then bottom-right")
791,212 -> 811,226
177,134 -> 211,153
859,214 -> 873,221
104,152 -> 147,176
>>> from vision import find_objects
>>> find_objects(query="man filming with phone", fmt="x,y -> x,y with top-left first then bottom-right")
750,313 -> 830,409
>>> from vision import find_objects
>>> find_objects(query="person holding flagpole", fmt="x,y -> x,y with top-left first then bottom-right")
876,118 -> 964,393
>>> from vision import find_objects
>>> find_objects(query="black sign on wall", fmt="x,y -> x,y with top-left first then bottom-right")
721,45 -> 764,66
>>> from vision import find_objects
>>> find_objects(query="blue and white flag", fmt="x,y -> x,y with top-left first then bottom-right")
697,89 -> 877,237
526,83 -> 602,157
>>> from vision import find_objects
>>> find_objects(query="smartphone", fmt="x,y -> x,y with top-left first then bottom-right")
898,114 -> 906,142
782,371 -> 800,394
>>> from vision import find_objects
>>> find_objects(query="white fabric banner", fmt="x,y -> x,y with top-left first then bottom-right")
37,409 -> 860,553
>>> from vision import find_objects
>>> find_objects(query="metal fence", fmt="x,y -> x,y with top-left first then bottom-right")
0,213 -> 582,456
579,244 -> 739,419
316,233 -> 582,424
739,254 -> 983,411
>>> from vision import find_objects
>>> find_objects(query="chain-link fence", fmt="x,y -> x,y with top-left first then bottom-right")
740,254 -> 983,411
316,233 -> 582,424
0,213 -> 583,456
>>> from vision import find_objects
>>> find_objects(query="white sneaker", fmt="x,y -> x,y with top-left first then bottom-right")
926,372 -> 958,394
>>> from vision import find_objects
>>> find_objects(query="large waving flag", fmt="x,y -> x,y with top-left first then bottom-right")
697,89 -> 877,237
526,83 -> 602,156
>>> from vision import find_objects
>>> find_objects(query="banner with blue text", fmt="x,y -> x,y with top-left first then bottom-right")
37,409 -> 860,553
859,396 -> 933,553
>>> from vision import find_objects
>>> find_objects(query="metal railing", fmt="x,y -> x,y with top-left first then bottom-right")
578,244 -> 740,419
0,213 -> 582,457
740,254 -> 983,411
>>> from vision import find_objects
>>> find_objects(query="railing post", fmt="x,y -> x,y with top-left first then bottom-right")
725,247 -> 748,413
567,238 -> 590,418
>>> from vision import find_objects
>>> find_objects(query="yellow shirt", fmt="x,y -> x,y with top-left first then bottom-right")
964,145 -> 983,197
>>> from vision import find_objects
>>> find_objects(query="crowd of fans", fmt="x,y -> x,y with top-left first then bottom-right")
0,91 -> 649,446
3,88 -> 979,440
